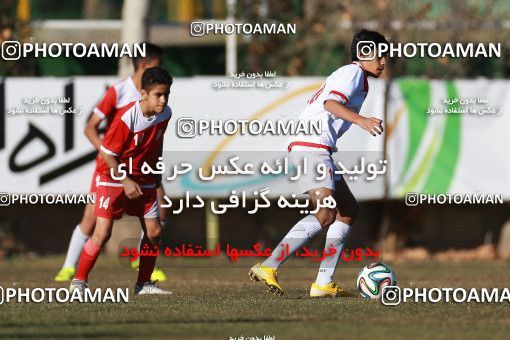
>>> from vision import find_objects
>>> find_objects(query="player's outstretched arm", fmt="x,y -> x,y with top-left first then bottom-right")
324,100 -> 383,136
84,113 -> 104,150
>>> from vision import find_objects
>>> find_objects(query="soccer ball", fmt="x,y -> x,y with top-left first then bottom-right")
356,262 -> 397,299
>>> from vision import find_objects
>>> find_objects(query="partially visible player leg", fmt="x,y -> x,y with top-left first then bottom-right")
133,188 -> 171,294
135,217 -> 171,294
156,185 -> 168,228
55,202 -> 97,282
71,179 -> 122,292
136,218 -> 160,284
250,188 -> 331,296
70,216 -> 113,293
131,186 -> 168,281
250,150 -> 335,296
261,208 -> 328,269
311,179 -> 359,297
249,215 -> 322,296
56,171 -> 100,282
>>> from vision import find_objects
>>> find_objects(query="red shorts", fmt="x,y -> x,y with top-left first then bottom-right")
94,175 -> 158,220
89,169 -> 100,193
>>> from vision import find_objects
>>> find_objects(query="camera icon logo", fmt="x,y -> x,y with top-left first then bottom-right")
177,118 -> 197,138
356,41 -> 376,61
190,22 -> 205,37
381,286 -> 401,306
0,193 -> 11,206
2,41 -> 21,60
404,192 -> 419,206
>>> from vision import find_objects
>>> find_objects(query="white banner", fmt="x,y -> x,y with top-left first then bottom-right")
0,77 -> 507,200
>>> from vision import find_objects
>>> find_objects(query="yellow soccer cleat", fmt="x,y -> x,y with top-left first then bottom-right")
131,259 -> 167,282
130,259 -> 140,269
54,267 -> 75,282
150,267 -> 167,282
310,282 -> 354,298
248,263 -> 284,296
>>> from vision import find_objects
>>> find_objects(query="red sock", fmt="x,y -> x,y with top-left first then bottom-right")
75,239 -> 101,281
137,254 -> 157,284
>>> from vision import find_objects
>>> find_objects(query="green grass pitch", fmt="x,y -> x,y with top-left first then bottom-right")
0,256 -> 509,339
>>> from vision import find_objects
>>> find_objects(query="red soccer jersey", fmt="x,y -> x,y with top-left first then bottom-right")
97,101 -> 172,185
93,77 -> 141,128
92,77 -> 141,164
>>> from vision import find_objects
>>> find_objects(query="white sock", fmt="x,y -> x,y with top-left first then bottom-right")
315,221 -> 351,286
262,215 -> 322,269
62,224 -> 89,269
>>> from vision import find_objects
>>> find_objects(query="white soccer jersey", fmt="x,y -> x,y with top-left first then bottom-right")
288,61 -> 369,153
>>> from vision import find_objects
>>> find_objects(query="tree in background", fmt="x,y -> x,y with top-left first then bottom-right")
237,0 -> 509,78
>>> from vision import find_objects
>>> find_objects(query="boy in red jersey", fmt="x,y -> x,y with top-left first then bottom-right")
55,42 -> 168,283
70,67 -> 173,294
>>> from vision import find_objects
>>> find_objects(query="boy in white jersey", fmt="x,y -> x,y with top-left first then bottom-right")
54,42 -> 168,282
249,29 -> 388,297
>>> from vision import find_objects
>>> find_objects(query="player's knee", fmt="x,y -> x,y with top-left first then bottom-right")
146,225 -> 162,243
349,199 -> 360,222
337,197 -> 360,225
91,230 -> 110,247
79,217 -> 96,236
338,215 -> 355,225
315,209 -> 336,228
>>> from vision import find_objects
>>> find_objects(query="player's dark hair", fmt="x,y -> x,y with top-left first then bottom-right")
132,41 -> 163,70
141,66 -> 173,91
351,29 -> 389,61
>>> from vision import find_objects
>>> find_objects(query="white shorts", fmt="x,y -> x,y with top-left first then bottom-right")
289,145 -> 342,194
